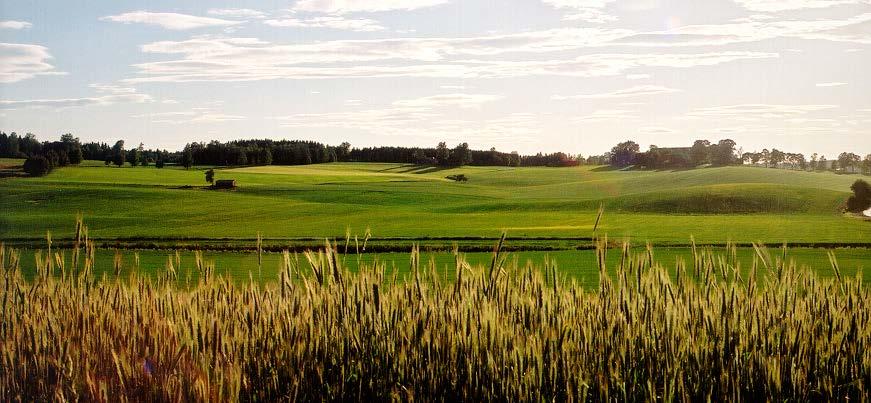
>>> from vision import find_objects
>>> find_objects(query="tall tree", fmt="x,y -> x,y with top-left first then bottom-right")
111,140 -> 126,167
710,139 -> 737,166
769,149 -> 785,168
451,142 -> 472,166
609,141 -> 640,167
129,143 -> 144,167
838,152 -> 861,173
435,142 -> 451,166
690,140 -> 710,166
182,146 -> 194,169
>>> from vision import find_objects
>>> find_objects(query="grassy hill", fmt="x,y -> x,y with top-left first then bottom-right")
1,162 -> 868,244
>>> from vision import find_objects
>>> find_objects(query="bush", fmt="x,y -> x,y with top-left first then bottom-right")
446,174 -> 468,182
846,179 -> 871,213
23,155 -> 51,176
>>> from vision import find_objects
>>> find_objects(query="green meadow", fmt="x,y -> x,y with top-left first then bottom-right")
14,246 -> 868,289
1,161 -> 868,245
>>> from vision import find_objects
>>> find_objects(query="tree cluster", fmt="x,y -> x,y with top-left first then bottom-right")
183,139 -> 343,167
1,132 -> 84,176
621,139 -> 739,169
349,143 -> 578,167
846,179 -> 871,213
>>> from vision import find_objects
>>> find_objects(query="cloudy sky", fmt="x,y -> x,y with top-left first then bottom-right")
1,0 -> 869,156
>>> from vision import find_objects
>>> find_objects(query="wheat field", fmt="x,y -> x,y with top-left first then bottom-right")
1,222 -> 868,401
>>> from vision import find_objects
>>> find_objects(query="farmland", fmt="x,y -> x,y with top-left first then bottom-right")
1,161 -> 868,245
2,160 -> 870,399
2,237 -> 868,400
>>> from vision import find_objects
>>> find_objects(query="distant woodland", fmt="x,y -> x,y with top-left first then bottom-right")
2,131 -> 869,177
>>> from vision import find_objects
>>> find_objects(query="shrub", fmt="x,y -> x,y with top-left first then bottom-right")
846,179 -> 871,212
446,174 -> 468,182
23,155 -> 51,176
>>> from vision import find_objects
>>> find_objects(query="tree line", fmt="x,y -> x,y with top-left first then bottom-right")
3,131 -> 869,176
348,142 -> 581,167
603,138 -> 871,174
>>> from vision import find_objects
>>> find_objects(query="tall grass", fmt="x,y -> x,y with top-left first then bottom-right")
0,222 -> 868,401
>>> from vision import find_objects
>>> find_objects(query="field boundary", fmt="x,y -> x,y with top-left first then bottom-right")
5,237 -> 871,253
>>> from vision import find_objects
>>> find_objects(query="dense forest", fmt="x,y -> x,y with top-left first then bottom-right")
2,131 -> 869,176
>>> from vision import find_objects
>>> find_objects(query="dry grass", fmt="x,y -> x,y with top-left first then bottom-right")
0,222 -> 868,401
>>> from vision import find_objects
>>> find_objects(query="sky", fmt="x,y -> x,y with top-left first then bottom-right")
0,0 -> 869,157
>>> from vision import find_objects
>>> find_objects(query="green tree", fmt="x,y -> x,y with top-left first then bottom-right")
182,146 -> 194,169
61,134 -> 84,165
838,152 -> 861,173
435,142 -> 451,166
337,142 -> 351,161
846,179 -> 871,212
710,139 -> 737,166
509,151 -> 521,167
23,156 -> 51,176
129,143 -> 144,167
769,149 -> 785,168
260,148 -> 273,165
450,142 -> 472,166
609,140 -> 640,167
863,154 -> 871,175
111,140 -> 126,167
690,140 -> 710,166
205,169 -> 215,185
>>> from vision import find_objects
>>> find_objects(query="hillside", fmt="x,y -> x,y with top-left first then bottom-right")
0,162 -> 867,244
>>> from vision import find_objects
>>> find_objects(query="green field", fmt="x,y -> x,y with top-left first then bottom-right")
1,162 -> 868,245
14,246 -> 868,288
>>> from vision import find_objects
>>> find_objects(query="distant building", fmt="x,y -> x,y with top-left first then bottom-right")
214,179 -> 237,189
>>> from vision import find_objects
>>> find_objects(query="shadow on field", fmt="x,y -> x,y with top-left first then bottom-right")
379,165 -> 454,174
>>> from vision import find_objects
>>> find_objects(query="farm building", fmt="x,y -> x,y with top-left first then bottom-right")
213,179 -> 237,189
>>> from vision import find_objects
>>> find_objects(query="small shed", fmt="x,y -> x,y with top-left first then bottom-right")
214,179 -> 237,189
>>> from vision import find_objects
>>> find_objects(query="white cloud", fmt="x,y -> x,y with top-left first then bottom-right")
208,8 -> 267,19
626,73 -> 650,80
816,82 -> 847,87
0,43 -> 65,83
131,109 -> 245,124
275,103 -> 540,146
89,83 -> 138,94
686,104 -> 838,121
125,33 -> 778,82
541,0 -> 617,23
100,11 -> 243,30
638,126 -> 675,135
553,85 -> 680,100
393,93 -> 503,108
0,21 -> 32,30
292,0 -> 450,13
614,13 -> 871,47
440,85 -> 466,90
264,16 -> 385,32
0,93 -> 152,109
572,109 -> 638,123
733,0 -> 865,12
